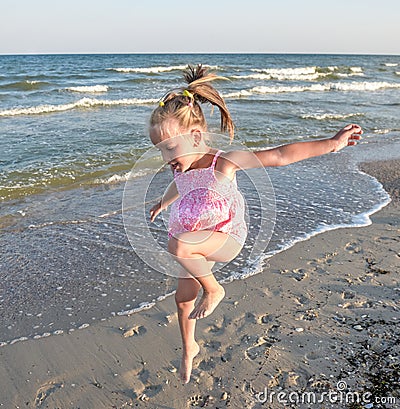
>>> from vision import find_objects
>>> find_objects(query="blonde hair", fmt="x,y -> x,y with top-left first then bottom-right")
150,65 -> 235,140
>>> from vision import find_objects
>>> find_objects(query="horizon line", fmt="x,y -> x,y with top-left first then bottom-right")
1,51 -> 400,57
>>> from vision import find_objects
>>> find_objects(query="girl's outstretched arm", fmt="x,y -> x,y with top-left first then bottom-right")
224,124 -> 362,171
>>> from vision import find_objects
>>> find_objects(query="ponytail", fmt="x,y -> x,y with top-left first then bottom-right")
150,65 -> 235,140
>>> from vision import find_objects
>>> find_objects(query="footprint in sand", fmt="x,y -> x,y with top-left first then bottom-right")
140,384 -> 163,399
344,300 -> 372,309
342,290 -> 356,300
188,394 -> 214,407
221,350 -> 232,362
229,312 -> 258,332
34,382 -> 64,407
199,358 -> 217,370
297,309 -> 319,321
293,294 -> 311,306
205,316 -> 227,335
202,339 -> 222,352
345,241 -> 362,254
281,268 -> 309,281
258,314 -> 273,324
123,325 -> 147,338
310,251 -> 339,265
205,323 -> 223,334
245,337 -> 273,361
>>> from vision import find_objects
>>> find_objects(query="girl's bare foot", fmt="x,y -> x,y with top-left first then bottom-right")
179,341 -> 200,384
188,284 -> 225,320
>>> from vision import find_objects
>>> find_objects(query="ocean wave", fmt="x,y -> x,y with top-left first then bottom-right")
336,73 -> 365,78
66,85 -> 109,93
252,84 -> 329,94
252,66 -> 318,75
0,80 -> 51,91
108,64 -> 221,74
0,97 -> 157,117
331,81 -> 400,91
231,72 -> 326,81
301,112 -> 365,120
373,129 -> 391,134
384,63 -> 398,67
223,89 -> 254,98
224,81 -> 400,97
109,65 -> 188,74
242,66 -> 364,81
95,173 -> 130,184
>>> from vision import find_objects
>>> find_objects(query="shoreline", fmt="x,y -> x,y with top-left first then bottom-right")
0,158 -> 399,408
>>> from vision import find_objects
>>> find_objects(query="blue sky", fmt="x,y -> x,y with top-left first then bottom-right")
1,0 -> 399,54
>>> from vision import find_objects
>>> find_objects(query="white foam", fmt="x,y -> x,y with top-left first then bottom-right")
94,172 -> 131,185
251,83 -> 329,94
385,63 -> 398,67
331,81 -> 400,91
10,336 -> 29,345
337,73 -> 365,78
0,97 -> 157,117
108,64 -> 220,74
94,169 -> 154,186
234,66 -> 364,82
225,81 -> 400,98
232,72 -> 325,81
222,89 -> 254,98
373,129 -> 391,134
66,85 -> 109,93
252,66 -> 317,75
302,112 -> 364,120
117,301 -> 156,316
110,65 -> 187,73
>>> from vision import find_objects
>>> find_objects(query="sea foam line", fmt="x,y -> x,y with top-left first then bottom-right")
0,97 -> 157,117
228,166 -> 392,282
66,85 -> 109,93
224,81 -> 400,98
232,72 -> 326,81
109,65 -> 188,73
301,112 -> 365,120
246,66 -> 363,79
108,64 -> 221,74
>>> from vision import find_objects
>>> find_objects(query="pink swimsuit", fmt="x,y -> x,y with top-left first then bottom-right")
168,150 -> 247,246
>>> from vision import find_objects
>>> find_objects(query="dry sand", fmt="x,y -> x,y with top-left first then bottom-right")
0,160 -> 399,409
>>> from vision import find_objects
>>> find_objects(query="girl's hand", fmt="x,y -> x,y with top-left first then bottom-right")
149,201 -> 163,222
331,124 -> 363,152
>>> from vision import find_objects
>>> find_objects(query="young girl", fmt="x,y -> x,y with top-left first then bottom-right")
149,65 -> 362,384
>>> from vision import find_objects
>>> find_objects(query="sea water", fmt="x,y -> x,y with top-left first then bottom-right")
0,54 -> 399,346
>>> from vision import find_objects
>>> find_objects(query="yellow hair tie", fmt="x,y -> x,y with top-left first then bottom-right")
182,89 -> 194,99
159,101 -> 165,107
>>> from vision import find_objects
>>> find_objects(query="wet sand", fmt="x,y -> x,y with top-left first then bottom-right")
0,159 -> 399,409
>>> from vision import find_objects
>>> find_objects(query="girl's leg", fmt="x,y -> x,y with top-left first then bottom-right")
169,231 -> 242,320
175,277 -> 201,383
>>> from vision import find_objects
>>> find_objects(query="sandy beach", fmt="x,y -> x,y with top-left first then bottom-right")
0,159 -> 398,409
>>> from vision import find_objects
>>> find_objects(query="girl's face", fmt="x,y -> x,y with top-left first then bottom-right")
150,119 -> 207,173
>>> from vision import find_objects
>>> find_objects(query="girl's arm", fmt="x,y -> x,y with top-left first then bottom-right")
223,124 -> 362,172
149,179 -> 179,222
